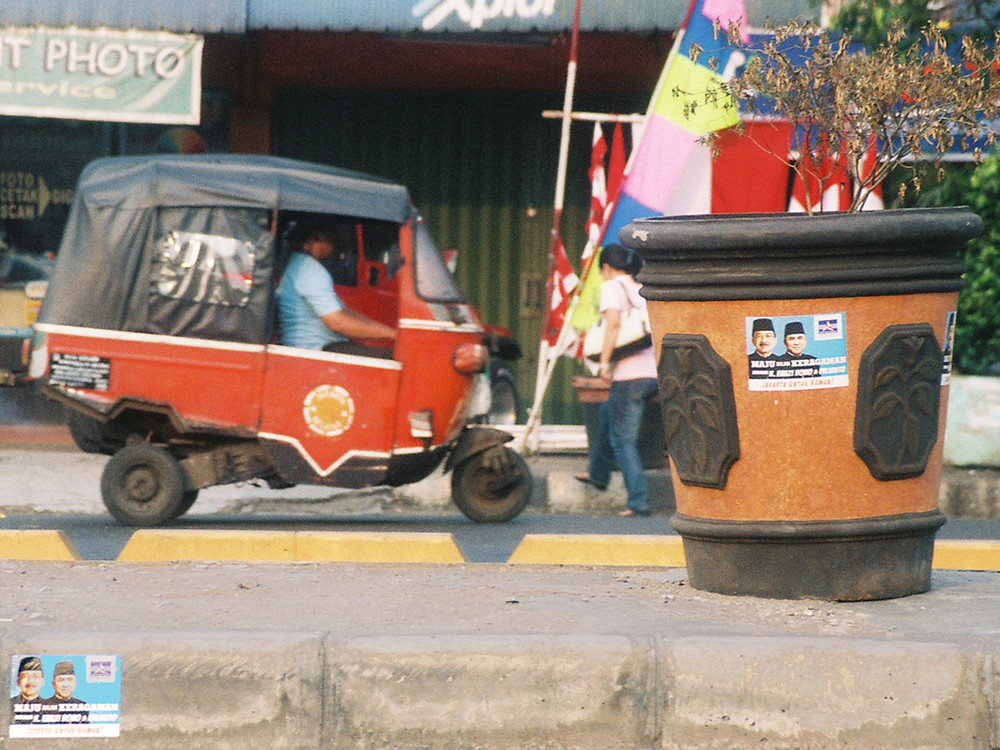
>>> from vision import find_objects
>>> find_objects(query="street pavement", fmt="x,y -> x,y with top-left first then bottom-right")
3,424 -> 1000,748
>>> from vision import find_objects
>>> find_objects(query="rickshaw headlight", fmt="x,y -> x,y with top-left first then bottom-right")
409,410 -> 434,440
452,343 -> 488,375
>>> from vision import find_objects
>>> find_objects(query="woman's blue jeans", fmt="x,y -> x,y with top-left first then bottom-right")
587,377 -> 659,513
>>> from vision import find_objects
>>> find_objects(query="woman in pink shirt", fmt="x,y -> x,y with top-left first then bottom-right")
578,244 -> 658,516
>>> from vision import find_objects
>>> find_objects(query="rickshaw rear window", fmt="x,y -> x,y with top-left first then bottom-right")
414,220 -> 465,303
153,231 -> 257,308
143,206 -> 274,344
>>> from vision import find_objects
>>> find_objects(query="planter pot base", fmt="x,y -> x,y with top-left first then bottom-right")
672,510 -> 946,601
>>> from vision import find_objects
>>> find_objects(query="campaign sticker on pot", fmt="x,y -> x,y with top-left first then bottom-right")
942,310 -> 957,385
8,654 -> 120,738
746,313 -> 848,391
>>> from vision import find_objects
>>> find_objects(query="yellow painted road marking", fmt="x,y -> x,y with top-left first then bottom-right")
509,536 -> 1000,571
0,530 -> 996,570
118,530 -> 466,563
508,534 -> 686,567
0,530 -> 78,560
932,540 -> 1000,571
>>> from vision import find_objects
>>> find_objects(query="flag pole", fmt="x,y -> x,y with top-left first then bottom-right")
523,0 -> 583,453
521,280 -> 586,451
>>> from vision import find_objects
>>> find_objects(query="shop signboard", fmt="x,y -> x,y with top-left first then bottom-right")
0,27 -> 201,124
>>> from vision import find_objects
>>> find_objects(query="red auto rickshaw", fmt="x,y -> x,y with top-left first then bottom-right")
29,155 -> 531,526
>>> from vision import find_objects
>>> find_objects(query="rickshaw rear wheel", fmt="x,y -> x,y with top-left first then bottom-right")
451,445 -> 531,523
67,411 -> 129,456
101,443 -> 187,527
67,412 -> 103,454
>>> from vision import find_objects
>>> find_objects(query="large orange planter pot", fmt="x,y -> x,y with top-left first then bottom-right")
623,208 -> 980,600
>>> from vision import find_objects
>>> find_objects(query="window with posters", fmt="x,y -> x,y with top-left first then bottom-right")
0,91 -> 229,259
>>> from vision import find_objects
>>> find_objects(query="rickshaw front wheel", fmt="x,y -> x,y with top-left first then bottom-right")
451,445 -> 531,523
101,444 -> 187,527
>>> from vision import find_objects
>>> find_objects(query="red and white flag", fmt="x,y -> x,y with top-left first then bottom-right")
606,123 -> 626,214
858,145 -> 884,211
582,123 -> 608,274
788,153 -> 850,213
541,234 -> 580,351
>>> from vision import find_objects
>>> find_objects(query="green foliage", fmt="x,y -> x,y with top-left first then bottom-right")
834,0 -> 1000,44
909,163 -> 976,208
833,0 -> 936,47
955,156 -> 1000,374
879,153 -> 1000,375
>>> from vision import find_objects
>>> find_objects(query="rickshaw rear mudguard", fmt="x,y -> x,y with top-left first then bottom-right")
45,383 -> 257,445
443,425 -> 515,474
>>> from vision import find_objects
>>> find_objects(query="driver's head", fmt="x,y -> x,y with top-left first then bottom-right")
304,227 -> 338,261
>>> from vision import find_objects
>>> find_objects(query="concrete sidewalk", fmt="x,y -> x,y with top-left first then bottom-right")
0,442 -> 680,519
0,560 -> 998,749
2,439 -> 999,523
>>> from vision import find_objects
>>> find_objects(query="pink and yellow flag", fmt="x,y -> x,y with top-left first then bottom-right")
603,0 -> 747,242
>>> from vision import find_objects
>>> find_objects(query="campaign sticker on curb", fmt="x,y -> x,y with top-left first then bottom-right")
746,313 -> 848,391
8,654 -> 120,738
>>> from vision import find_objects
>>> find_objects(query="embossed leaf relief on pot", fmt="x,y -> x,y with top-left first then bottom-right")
855,324 -> 943,480
657,334 -> 739,490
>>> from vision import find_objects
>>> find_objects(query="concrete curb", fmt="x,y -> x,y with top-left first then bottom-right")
0,629 -> 994,749
2,559 -> 1000,750
939,466 -> 1000,520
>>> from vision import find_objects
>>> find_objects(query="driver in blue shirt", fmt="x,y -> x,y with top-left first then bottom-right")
277,227 -> 396,351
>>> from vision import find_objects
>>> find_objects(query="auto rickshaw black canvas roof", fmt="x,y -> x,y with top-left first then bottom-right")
39,155 -> 414,345
65,154 -> 413,218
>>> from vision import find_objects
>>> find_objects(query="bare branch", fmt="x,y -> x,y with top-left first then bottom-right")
680,20 -> 1000,211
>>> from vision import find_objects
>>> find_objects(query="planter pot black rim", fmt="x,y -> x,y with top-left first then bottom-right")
623,207 -> 977,301
621,206 -> 982,253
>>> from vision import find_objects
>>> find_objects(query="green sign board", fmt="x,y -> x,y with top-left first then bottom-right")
0,28 -> 202,124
